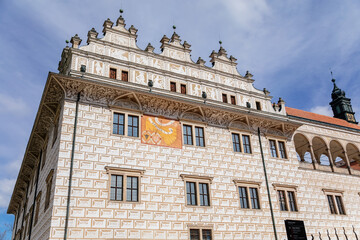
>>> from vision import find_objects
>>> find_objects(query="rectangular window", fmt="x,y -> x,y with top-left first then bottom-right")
190,229 -> 212,240
232,133 -> 241,152
121,71 -> 128,81
269,140 -> 278,158
195,127 -> 205,147
249,187 -> 260,209
186,182 -> 197,205
278,141 -> 287,159
170,82 -> 176,92
242,135 -> 251,154
34,192 -> 42,225
278,190 -> 288,211
110,68 -> 117,79
181,84 -> 187,94
113,113 -> 125,135
335,196 -> 345,215
183,125 -> 193,145
41,144 -> 47,169
238,186 -> 249,209
230,96 -> 236,105
110,175 -> 123,201
202,229 -> 212,240
126,176 -> 138,202
222,94 -> 228,103
106,167 -> 144,203
190,229 -> 200,240
199,183 -> 210,206
327,195 -> 337,214
287,191 -> 297,211
256,101 -> 262,110
44,170 -> 54,211
128,115 -> 139,137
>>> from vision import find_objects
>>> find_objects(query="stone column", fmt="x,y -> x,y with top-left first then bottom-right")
309,144 -> 317,170
326,148 -> 335,172
343,151 -> 352,174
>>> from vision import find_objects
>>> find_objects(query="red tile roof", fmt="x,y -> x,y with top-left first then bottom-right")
286,107 -> 360,131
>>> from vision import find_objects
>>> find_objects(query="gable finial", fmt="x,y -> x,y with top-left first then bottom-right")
219,40 -> 222,46
172,25 -> 176,32
120,9 -> 124,16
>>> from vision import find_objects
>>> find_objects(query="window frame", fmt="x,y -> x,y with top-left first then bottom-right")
273,184 -> 298,212
170,81 -> 177,92
181,122 -> 207,148
121,70 -> 129,82
230,95 -> 236,105
33,191 -> 42,226
255,101 -> 262,110
233,180 -> 261,210
230,131 -> 252,154
222,93 -> 228,103
180,84 -> 187,94
44,169 -> 54,212
268,138 -> 288,159
188,226 -> 214,240
181,174 -> 213,207
109,67 -> 117,79
105,166 -> 144,203
111,110 -> 141,139
323,189 -> 346,215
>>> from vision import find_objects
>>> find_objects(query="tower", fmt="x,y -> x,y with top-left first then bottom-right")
329,78 -> 357,124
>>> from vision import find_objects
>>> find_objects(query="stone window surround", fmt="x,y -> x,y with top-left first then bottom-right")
181,174 -> 213,208
233,180 -> 262,210
44,169 -> 54,212
110,108 -> 142,139
105,166 -> 145,203
322,188 -> 346,215
273,183 -> 298,212
34,191 -> 42,226
180,120 -> 207,148
187,224 -> 214,240
230,130 -> 253,155
108,66 -> 129,81
266,136 -> 288,160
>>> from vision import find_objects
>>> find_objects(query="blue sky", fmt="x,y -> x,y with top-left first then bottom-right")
1,0 -> 360,236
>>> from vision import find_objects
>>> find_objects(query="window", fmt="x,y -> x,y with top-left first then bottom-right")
256,101 -> 262,110
274,184 -> 298,212
41,143 -> 47,169
112,112 -> 140,138
181,84 -> 187,94
170,82 -> 176,92
234,180 -> 261,210
269,140 -> 278,158
106,167 -> 144,203
44,170 -> 54,211
181,175 -> 213,207
109,68 -> 117,79
230,96 -> 236,105
190,229 -> 212,240
195,127 -> 205,147
278,141 -> 287,159
121,71 -> 128,81
232,133 -> 241,152
183,124 -> 206,147
222,94 -> 228,103
323,189 -> 346,215
231,132 -> 252,154
34,192 -> 42,225
52,112 -> 60,146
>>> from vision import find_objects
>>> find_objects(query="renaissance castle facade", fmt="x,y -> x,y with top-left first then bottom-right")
8,12 -> 360,240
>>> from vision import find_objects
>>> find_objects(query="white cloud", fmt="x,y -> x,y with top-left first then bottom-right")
0,93 -> 28,115
310,105 -> 333,116
0,178 -> 16,208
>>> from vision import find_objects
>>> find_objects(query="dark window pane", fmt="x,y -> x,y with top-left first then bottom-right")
202,229 -> 212,240
113,113 -> 125,135
181,84 -> 186,94
170,82 -> 176,92
190,229 -> 200,240
335,196 -> 345,215
186,182 -> 197,205
256,101 -> 261,110
327,195 -> 337,214
222,94 -> 228,103
269,140 -> 278,158
126,176 -> 138,202
250,187 -> 260,209
128,115 -> 139,137
242,135 -> 251,154
232,133 -> 241,152
195,127 -> 205,147
110,68 -> 117,79
122,71 -> 128,81
199,183 -> 210,206
239,187 -> 249,209
278,141 -> 287,159
278,190 -> 287,211
110,175 -> 123,201
230,96 -> 236,105
183,125 -> 193,145
287,191 -> 297,212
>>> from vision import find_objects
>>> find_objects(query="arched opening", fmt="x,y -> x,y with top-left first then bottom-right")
312,137 -> 329,165
330,140 -> 347,169
346,143 -> 360,171
294,133 -> 313,163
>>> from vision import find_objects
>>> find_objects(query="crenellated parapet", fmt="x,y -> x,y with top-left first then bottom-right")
58,10 -> 287,116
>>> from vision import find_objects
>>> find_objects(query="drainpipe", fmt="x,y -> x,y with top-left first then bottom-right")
258,127 -> 278,240
28,149 -> 43,240
64,93 -> 81,240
